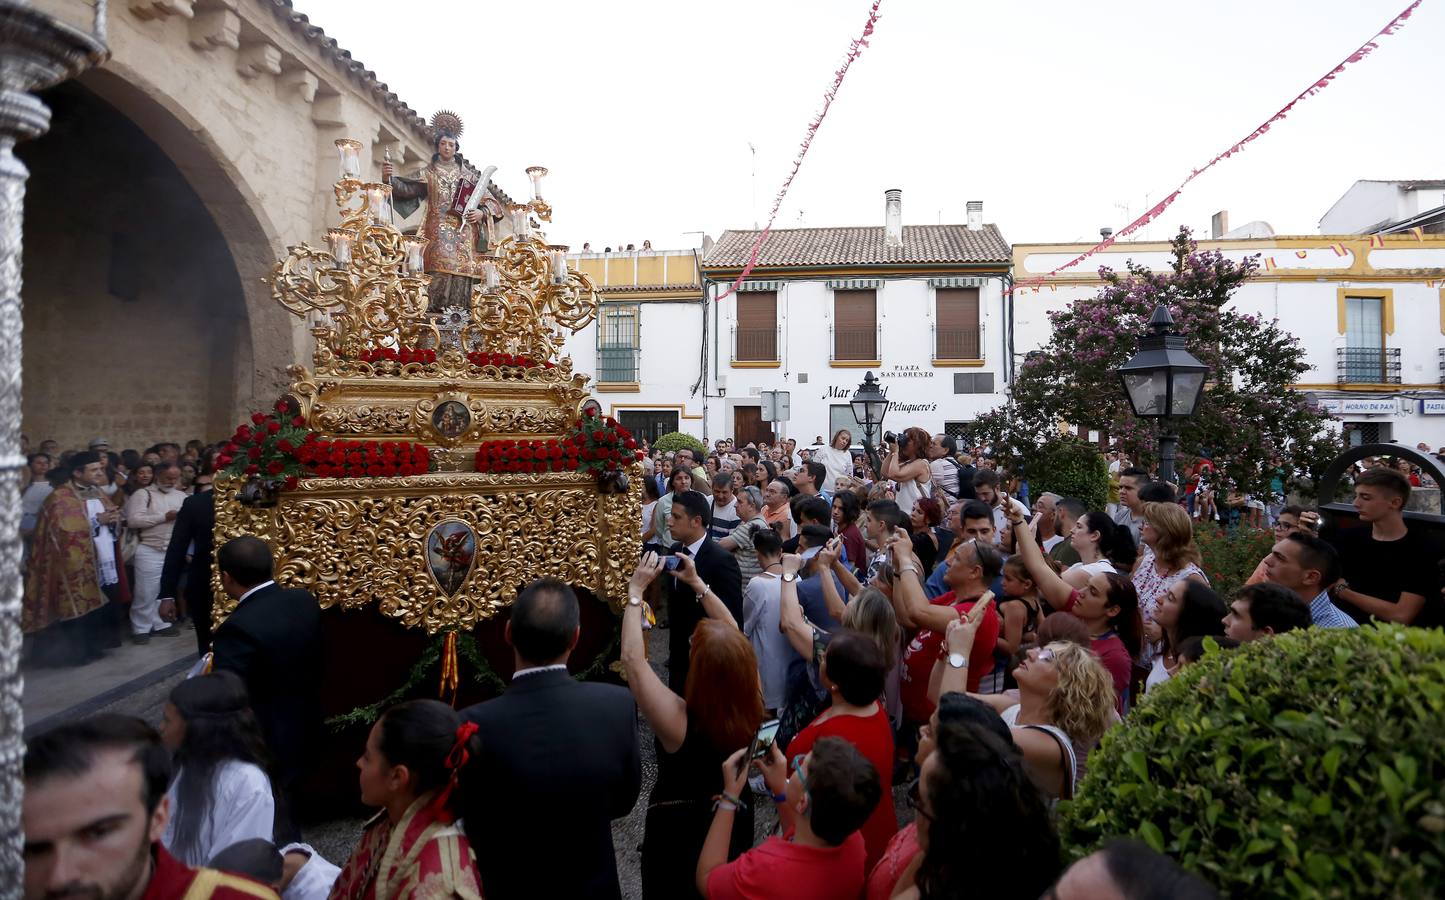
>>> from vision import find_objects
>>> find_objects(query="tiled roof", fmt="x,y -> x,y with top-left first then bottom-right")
597,283 -> 702,294
702,224 -> 1010,269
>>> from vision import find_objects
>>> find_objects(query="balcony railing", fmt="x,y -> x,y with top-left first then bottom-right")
1336,346 -> 1401,384
597,346 -> 640,382
831,325 -> 880,362
1439,347 -> 1444,385
933,323 -> 983,361
732,326 -> 780,363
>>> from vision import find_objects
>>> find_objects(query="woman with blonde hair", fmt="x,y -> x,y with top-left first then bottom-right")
882,426 -> 933,517
1134,501 -> 1207,677
935,610 -> 1115,801
815,428 -> 855,494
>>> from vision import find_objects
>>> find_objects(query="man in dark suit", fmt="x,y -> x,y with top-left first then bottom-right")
664,489 -> 744,693
460,579 -> 641,900
210,536 -> 322,843
156,477 -> 215,656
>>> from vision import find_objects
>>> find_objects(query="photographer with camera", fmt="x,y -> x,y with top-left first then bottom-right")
881,427 -> 932,518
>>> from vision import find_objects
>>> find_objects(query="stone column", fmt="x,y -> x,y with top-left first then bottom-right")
0,0 -> 103,883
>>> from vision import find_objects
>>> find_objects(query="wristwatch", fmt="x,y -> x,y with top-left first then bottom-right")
627,594 -> 643,607
781,571 -> 798,583
1330,579 -> 1349,599
947,652 -> 968,670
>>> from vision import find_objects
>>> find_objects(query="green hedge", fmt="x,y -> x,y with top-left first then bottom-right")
652,432 -> 706,455
1060,626 -> 1445,898
1027,439 -> 1108,511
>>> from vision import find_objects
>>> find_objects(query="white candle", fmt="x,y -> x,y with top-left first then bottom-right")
404,236 -> 427,274
326,229 -> 354,267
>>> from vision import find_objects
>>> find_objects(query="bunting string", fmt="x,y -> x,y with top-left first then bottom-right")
714,0 -> 884,303
1010,0 -> 1425,294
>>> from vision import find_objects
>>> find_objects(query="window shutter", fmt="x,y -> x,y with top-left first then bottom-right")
833,290 -> 877,360
736,291 -> 777,330
935,288 -> 980,359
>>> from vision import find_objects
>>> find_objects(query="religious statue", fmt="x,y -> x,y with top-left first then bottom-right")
384,110 -> 500,313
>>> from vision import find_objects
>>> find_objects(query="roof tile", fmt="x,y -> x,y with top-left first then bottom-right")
703,224 -> 1010,269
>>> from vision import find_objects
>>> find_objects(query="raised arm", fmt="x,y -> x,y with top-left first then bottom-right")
1002,506 -> 1075,611
623,555 -> 688,753
817,538 -> 849,622
887,532 -> 957,632
777,554 -> 814,658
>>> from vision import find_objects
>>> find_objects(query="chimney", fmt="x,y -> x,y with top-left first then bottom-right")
1100,227 -> 1114,240
884,189 -> 903,246
1211,210 -> 1229,239
966,200 -> 983,231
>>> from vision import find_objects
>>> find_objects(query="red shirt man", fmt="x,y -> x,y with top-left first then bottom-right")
890,535 -> 1002,725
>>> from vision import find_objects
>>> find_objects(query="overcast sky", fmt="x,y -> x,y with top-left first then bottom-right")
302,0 -> 1441,252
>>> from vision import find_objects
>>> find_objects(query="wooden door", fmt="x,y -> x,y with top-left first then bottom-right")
734,405 -> 774,446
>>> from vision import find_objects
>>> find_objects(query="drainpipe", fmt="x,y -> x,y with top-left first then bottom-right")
0,0 -> 106,882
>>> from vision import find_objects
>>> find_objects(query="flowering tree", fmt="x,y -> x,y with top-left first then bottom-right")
974,228 -> 1342,497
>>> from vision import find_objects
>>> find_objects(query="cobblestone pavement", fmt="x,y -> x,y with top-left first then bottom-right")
75,622 -> 910,899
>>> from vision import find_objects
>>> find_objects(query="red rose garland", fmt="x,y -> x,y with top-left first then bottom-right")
218,401 -> 432,487
474,412 -> 642,477
466,351 -> 555,370
357,347 -> 437,366
296,439 -> 431,479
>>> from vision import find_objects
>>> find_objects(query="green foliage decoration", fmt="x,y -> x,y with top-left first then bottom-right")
1060,626 -> 1445,898
652,431 -> 707,455
972,227 -> 1343,497
1193,524 -> 1276,598
1024,439 -> 1109,512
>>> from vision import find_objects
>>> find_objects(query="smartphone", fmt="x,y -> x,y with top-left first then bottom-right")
748,718 -> 781,761
661,555 -> 681,571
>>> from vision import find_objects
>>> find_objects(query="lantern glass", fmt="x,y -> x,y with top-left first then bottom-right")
335,139 -> 363,180
326,229 -> 355,267
1122,369 -> 1168,417
1170,371 -> 1206,416
525,166 -> 548,201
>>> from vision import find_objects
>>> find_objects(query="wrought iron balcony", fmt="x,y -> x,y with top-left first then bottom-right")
933,323 -> 982,361
1439,347 -> 1444,385
1336,346 -> 1401,384
831,325 -> 880,362
732,326 -> 780,363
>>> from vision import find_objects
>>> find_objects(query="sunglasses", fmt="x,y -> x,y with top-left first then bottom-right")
790,753 -> 812,808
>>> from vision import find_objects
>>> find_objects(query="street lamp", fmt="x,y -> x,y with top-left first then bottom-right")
1116,304 -> 1209,485
850,371 -> 889,478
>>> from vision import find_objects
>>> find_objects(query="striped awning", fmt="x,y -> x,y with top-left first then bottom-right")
927,276 -> 990,288
825,278 -> 883,290
737,280 -> 785,292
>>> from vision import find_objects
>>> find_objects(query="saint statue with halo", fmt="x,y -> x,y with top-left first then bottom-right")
383,110 -> 500,312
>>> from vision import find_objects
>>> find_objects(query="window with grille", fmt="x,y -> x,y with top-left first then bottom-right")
735,291 -> 778,361
598,305 -> 640,382
935,288 -> 981,360
833,290 -> 877,361
1342,295 -> 1385,383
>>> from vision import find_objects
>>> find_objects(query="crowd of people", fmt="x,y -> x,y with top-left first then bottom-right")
21,435 -> 223,668
20,425 -> 1444,899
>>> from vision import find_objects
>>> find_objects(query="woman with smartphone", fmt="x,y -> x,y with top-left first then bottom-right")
625,554 -> 765,899
881,427 -> 933,518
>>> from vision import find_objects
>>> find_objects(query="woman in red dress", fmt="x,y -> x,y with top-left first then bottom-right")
329,700 -> 485,900
785,631 -> 898,874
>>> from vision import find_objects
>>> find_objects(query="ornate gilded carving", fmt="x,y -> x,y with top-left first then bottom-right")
213,468 -> 642,632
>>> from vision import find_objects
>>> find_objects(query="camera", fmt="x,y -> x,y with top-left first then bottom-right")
883,431 -> 897,445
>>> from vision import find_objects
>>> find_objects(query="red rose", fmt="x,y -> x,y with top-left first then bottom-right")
275,400 -> 289,413
244,465 -> 259,476
267,421 -> 281,434
277,440 -> 294,453
236,427 -> 251,442
381,464 -> 397,477
400,464 -> 415,476
348,452 -> 363,465
292,416 -> 306,428
266,460 -> 285,475
624,439 -> 637,450
251,412 -> 266,425
564,457 -> 579,470
592,430 -> 606,442
284,476 -> 299,491
313,464 -> 329,477
217,455 -> 233,468
247,446 -> 262,461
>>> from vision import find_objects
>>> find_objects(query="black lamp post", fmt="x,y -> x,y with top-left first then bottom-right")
1116,305 -> 1209,485
850,371 -> 889,479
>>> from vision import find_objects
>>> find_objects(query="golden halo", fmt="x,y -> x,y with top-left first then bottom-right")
430,109 -> 464,139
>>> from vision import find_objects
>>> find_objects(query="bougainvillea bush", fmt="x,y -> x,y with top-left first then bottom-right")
972,227 -> 1343,498
1061,626 -> 1445,898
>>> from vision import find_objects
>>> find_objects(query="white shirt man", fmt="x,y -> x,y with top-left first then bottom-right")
122,463 -> 186,641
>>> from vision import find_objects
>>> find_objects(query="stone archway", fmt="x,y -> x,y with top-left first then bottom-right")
19,75 -> 290,449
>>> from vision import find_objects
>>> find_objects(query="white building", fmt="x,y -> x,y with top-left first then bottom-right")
563,192 -> 1013,447
698,193 -> 1013,446
1320,179 -> 1445,236
1012,230 -> 1445,449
